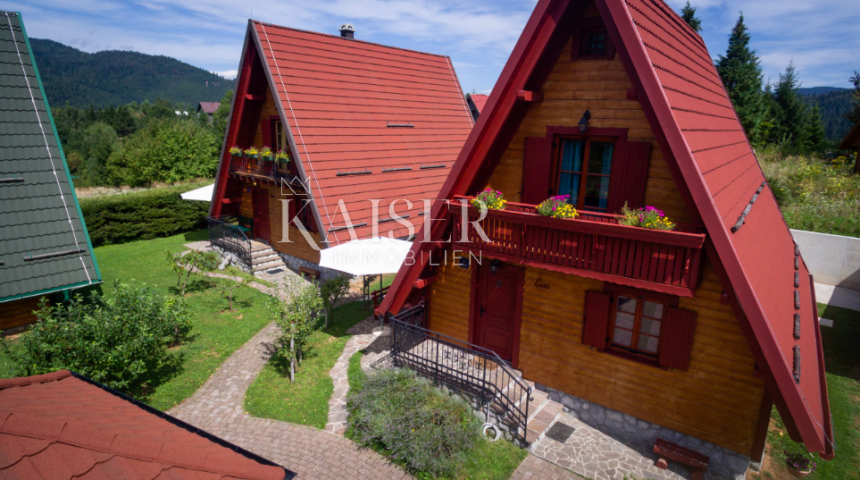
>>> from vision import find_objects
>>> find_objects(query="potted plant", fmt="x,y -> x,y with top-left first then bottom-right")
276,149 -> 291,164
618,203 -> 676,230
470,188 -> 506,212
784,451 -> 816,477
244,147 -> 259,159
229,146 -> 242,158
260,146 -> 274,162
536,195 -> 579,219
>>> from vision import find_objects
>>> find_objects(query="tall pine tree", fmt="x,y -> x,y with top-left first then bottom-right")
680,2 -> 702,32
716,14 -> 765,143
807,105 -> 827,153
770,62 -> 813,152
847,70 -> 860,124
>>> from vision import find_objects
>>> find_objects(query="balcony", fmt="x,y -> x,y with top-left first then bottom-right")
446,196 -> 707,296
228,156 -> 293,184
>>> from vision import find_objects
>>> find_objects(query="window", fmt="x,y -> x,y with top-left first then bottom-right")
293,199 -> 317,233
609,294 -> 667,357
274,120 -> 286,152
583,30 -> 607,56
556,137 -> 614,210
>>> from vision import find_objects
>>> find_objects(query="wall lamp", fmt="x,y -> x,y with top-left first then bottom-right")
578,109 -> 591,133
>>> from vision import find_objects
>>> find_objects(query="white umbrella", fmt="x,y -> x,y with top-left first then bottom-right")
180,184 -> 214,201
319,236 -> 412,275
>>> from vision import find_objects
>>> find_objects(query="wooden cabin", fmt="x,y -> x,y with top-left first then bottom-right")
466,93 -> 489,121
0,11 -> 101,333
209,22 -> 474,277
378,0 -> 834,477
839,120 -> 860,174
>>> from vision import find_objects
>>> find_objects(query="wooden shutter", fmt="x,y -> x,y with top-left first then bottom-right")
582,291 -> 611,350
606,140 -> 652,213
521,136 -> 553,204
659,307 -> 697,371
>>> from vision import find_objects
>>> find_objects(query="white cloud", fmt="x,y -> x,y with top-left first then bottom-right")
212,69 -> 238,79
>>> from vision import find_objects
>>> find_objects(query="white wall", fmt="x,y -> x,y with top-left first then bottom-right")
791,229 -> 860,291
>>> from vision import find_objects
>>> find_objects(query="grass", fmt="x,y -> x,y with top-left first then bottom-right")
225,265 -> 274,288
761,304 -> 860,479
0,230 -> 273,412
243,301 -> 369,428
346,354 -> 528,480
760,149 -> 860,237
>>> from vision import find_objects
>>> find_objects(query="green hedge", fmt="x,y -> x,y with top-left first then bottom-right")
80,182 -> 211,246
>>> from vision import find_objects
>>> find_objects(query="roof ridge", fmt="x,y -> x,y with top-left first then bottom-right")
251,20 -> 451,60
0,369 -> 71,388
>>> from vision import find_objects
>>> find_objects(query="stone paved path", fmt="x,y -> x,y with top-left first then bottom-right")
168,321 -> 411,479
324,318 -> 381,434
530,412 -> 689,480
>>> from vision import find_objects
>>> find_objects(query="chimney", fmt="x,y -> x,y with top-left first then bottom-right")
339,24 -> 355,39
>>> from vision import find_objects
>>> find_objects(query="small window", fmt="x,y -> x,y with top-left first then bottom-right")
293,199 -> 317,233
584,30 -> 607,55
609,294 -> 666,357
556,137 -> 614,210
274,120 -> 286,152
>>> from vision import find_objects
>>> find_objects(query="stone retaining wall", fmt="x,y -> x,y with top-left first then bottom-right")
277,251 -> 344,281
536,384 -> 751,480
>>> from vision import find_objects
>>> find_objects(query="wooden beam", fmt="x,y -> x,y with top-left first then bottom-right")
245,94 -> 266,101
222,197 -> 242,204
516,90 -> 543,103
413,275 -> 438,289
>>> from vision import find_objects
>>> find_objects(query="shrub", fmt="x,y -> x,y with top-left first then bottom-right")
347,368 -> 480,477
536,195 -> 579,219
320,276 -> 350,329
80,182 -> 210,245
618,204 -> 676,231
4,282 -> 191,393
106,119 -> 219,186
471,188 -> 507,211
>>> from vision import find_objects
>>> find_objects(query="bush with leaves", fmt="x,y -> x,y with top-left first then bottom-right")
347,368 -> 480,478
166,249 -> 219,296
320,275 -> 350,329
270,277 -> 324,382
3,282 -> 190,393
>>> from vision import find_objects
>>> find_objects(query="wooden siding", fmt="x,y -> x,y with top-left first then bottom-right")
426,249 -> 472,342
426,246 -> 766,456
485,36 -> 692,225
0,297 -> 43,332
252,90 -> 280,148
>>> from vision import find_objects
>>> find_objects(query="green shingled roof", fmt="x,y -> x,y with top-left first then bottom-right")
0,11 -> 101,302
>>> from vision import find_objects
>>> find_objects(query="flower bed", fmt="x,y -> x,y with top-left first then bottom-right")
536,195 -> 579,219
619,204 -> 676,231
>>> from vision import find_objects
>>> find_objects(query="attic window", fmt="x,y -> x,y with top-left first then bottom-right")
572,17 -> 615,60
583,30 -> 607,56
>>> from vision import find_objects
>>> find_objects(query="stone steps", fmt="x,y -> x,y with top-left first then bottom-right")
246,241 -> 286,274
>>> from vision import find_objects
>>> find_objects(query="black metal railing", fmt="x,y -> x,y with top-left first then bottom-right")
207,215 -> 252,265
389,302 -> 534,443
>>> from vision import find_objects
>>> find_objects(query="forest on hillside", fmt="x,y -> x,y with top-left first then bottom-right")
30,38 -> 234,108
800,88 -> 854,142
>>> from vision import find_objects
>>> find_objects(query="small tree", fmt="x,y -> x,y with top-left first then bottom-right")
320,276 -> 350,329
218,274 -> 250,312
166,249 -> 218,296
270,277 -> 324,382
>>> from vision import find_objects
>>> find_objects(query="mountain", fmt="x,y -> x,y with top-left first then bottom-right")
29,38 -> 234,108
799,87 -> 854,143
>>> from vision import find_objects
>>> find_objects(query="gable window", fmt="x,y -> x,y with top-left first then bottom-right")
610,294 -> 664,357
582,30 -> 607,56
293,199 -> 317,233
274,119 -> 286,152
556,137 -> 614,211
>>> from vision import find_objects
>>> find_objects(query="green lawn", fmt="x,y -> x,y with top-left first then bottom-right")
345,352 -> 528,480
764,304 -> 860,479
243,301 -> 370,428
1,230 -> 273,412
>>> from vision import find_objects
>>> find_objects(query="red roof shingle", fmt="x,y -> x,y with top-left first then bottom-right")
251,23 -> 475,244
0,370 -> 291,480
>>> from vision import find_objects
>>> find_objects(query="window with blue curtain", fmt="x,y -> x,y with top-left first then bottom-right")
557,138 -> 614,210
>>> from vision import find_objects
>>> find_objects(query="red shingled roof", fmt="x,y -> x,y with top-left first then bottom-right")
0,370 -> 291,480
469,94 -> 488,114
250,22 -> 475,244
198,102 -> 221,114
379,0 -> 833,458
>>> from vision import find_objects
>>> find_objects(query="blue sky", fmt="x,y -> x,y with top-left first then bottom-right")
11,0 -> 860,94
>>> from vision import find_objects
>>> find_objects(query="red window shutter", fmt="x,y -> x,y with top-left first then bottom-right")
261,118 -> 272,148
582,291 -> 611,350
659,307 -> 698,371
606,140 -> 652,213
521,136 -> 553,204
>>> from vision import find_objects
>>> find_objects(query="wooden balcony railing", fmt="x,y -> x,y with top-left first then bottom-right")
446,196 -> 707,296
228,156 -> 293,183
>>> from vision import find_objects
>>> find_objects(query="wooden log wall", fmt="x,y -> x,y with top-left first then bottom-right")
0,297 -> 43,332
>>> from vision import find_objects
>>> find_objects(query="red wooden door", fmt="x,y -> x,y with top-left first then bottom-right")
474,263 -> 521,361
252,190 -> 270,242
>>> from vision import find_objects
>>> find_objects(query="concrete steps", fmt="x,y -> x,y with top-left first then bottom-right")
248,240 -> 286,274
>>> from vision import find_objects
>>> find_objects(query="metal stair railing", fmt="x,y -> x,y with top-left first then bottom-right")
207,215 -> 252,266
388,302 -> 534,443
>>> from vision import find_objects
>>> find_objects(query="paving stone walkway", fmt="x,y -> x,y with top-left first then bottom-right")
324,318 -> 380,434
168,320 -> 411,479
530,412 -> 689,480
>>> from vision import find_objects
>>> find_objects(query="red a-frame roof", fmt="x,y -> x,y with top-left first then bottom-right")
0,370 -> 292,479
379,0 -> 834,458
212,22 -> 474,246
